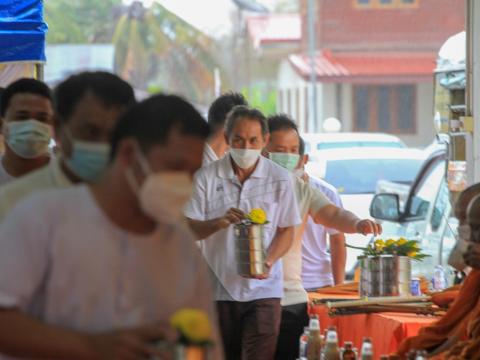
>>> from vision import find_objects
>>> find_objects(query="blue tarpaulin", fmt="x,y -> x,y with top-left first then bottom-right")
0,0 -> 47,63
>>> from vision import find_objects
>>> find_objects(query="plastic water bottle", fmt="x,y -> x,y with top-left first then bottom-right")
299,326 -> 310,359
433,265 -> 447,290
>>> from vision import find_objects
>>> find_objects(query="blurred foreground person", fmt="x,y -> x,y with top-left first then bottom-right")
265,115 -> 378,360
0,78 -> 54,185
398,191 -> 480,359
203,92 -> 247,165
0,71 -> 135,222
0,94 -> 222,359
186,106 -> 302,360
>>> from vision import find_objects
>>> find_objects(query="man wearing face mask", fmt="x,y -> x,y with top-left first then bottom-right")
264,114 -> 380,360
185,105 -> 302,360
0,94 -> 223,359
0,71 -> 135,223
0,78 -> 54,186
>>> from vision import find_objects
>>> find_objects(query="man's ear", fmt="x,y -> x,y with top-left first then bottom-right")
304,154 -> 309,164
224,131 -> 230,146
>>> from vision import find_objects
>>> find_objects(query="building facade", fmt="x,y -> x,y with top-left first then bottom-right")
277,0 -> 465,146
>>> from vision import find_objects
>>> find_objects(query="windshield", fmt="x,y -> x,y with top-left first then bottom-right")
324,158 -> 423,194
317,141 -> 405,150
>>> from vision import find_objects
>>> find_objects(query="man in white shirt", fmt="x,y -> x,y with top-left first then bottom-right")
0,94 -> 222,359
185,106 -> 301,360
0,78 -> 54,186
293,137 -> 346,290
265,114 -> 380,360
0,72 -> 135,222
203,92 -> 247,165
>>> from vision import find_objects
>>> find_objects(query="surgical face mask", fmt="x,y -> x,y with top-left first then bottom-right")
229,148 -> 261,169
125,149 -> 193,224
5,119 -> 52,159
65,140 -> 110,182
269,152 -> 300,172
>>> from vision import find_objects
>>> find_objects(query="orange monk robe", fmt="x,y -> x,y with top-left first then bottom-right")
398,270 -> 480,357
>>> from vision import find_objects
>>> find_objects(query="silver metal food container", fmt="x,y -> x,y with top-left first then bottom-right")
359,255 -> 411,297
234,222 -> 267,278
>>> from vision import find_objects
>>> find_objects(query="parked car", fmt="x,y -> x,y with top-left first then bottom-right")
369,146 -> 456,283
301,132 -> 406,156
305,147 -> 426,273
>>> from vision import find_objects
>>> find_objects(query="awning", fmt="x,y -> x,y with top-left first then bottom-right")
289,50 -> 436,83
0,0 -> 47,63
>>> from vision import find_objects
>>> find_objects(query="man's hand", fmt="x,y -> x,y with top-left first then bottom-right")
463,243 -> 480,269
355,219 -> 382,236
86,324 -> 176,360
217,208 -> 245,229
249,260 -> 273,280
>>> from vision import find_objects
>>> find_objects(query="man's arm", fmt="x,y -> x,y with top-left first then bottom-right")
253,226 -> 295,280
186,208 -> 245,240
329,233 -> 346,285
312,204 -> 382,235
0,309 -> 170,359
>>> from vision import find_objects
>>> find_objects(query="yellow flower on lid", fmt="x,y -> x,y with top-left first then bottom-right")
407,251 -> 417,258
374,239 -> 385,251
397,238 -> 408,246
247,208 -> 268,225
170,308 -> 212,344
386,239 -> 396,246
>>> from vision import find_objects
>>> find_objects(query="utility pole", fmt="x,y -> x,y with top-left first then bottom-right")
307,0 -> 318,132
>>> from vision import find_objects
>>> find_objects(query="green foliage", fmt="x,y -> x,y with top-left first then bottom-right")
44,0 -> 122,43
242,87 -> 277,116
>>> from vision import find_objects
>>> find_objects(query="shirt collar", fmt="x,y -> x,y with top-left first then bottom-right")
217,154 -> 269,180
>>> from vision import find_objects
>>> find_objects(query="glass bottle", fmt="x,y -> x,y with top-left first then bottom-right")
322,329 -> 341,360
360,338 -> 373,360
341,341 -> 357,360
306,317 -> 323,360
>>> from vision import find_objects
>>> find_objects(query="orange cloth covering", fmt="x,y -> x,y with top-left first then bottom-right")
398,270 -> 480,357
308,293 -> 436,356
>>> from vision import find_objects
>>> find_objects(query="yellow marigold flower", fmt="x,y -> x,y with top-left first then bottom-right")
407,251 -> 417,258
386,239 -> 396,246
397,238 -> 408,246
374,239 -> 385,251
170,309 -> 212,344
247,208 -> 268,225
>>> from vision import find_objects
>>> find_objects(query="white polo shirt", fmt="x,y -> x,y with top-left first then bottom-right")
202,144 -> 219,166
0,157 -> 72,223
301,177 -> 343,290
185,155 -> 301,302
0,185 -> 222,360
281,177 -> 331,306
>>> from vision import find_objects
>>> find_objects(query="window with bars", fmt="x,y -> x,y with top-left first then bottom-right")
353,84 -> 416,134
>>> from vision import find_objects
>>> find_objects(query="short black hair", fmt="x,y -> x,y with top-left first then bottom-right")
299,136 -> 306,156
208,92 -> 248,133
225,105 -> 268,138
110,93 -> 210,159
54,71 -> 135,123
267,113 -> 298,134
0,78 -> 52,117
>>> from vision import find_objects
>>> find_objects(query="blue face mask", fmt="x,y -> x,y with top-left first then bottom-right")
64,140 -> 110,182
5,119 -> 53,159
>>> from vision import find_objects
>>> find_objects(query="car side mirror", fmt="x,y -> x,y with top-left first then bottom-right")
370,193 -> 401,221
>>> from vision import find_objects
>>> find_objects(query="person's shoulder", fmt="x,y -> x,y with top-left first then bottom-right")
0,163 -> 51,197
309,176 -> 339,196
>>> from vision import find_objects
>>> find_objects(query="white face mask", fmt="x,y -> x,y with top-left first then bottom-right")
125,148 -> 193,225
229,148 -> 261,169
5,119 -> 52,159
